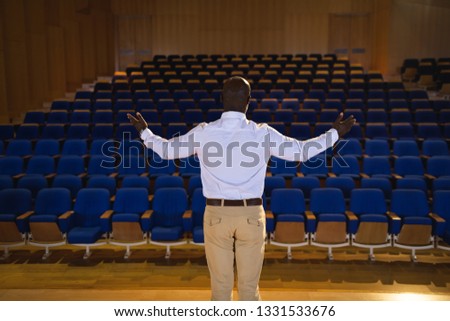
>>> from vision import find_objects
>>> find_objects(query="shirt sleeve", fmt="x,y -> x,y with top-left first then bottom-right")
140,123 -> 204,160
267,126 -> 339,162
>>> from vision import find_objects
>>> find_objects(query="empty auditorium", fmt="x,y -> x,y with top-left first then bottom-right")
0,0 -> 450,316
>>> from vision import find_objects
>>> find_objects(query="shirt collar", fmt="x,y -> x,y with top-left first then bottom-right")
220,111 -> 247,120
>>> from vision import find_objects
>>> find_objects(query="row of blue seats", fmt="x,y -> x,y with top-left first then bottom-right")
69,88 -> 437,103
2,169 -> 450,206
1,153 -> 449,193
1,137 -> 448,159
53,97 -> 448,115
23,108 -> 450,126
3,122 -> 450,141
1,186 -> 449,261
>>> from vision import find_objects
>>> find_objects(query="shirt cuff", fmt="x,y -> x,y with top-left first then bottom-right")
140,128 -> 152,141
328,128 -> 339,145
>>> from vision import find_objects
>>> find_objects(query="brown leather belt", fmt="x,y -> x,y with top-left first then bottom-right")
206,198 -> 263,206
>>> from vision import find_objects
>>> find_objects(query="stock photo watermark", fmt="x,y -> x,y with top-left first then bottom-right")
99,132 -> 350,170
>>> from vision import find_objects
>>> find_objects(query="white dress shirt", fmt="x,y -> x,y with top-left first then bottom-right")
141,111 -> 339,199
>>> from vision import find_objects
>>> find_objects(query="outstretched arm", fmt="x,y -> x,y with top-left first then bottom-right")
127,112 -> 200,160
268,113 -> 356,162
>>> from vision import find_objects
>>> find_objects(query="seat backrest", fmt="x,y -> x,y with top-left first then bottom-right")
34,139 -> 61,156
0,188 -> 32,215
88,155 -> 116,175
422,139 -> 449,157
191,188 -> 206,227
300,155 -> 328,176
310,188 -> 345,214
427,156 -> 450,177
393,140 -> 419,157
0,156 -> 24,176
365,139 -> 390,156
332,155 -> 360,175
86,176 -> 116,196
57,156 -> 85,175
363,156 -> 391,176
350,188 -> 387,215
264,176 -> 286,198
62,139 -> 88,156
121,176 -> 149,190
361,177 -> 392,198
113,188 -> 149,213
74,188 -> 111,227
152,187 -> 188,227
325,176 -> 355,198
154,175 -> 184,190
35,188 -> 72,216
6,139 -> 32,156
433,191 -> 450,223
394,156 -> 424,176
26,156 -> 55,175
391,189 -> 429,218
270,188 -> 305,215
52,175 -> 83,198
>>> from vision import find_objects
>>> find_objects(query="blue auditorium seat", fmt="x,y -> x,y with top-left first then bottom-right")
309,188 -> 357,260
434,191 -> 450,250
390,189 -> 444,261
186,188 -> 206,245
27,188 -> 72,259
66,188 -> 110,259
350,188 -> 391,260
0,188 -> 32,258
267,189 -> 311,259
148,187 -> 189,258
104,188 -> 151,259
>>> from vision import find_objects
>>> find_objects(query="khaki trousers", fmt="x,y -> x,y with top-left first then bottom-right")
204,204 -> 266,301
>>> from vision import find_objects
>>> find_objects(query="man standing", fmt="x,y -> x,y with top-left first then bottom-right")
128,76 -> 355,301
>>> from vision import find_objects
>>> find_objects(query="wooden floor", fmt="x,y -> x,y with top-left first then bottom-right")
1,243 -> 450,301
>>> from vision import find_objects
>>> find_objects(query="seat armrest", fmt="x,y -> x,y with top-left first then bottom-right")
296,172 -> 304,177
148,194 -> 154,202
78,173 -> 87,179
345,210 -> 358,221
328,172 -> 337,178
429,212 -> 445,223
304,210 -> 316,220
183,210 -> 192,219
110,195 -> 116,202
100,210 -> 114,219
386,211 -> 401,221
265,210 -> 274,220
424,174 -> 436,180
360,173 -> 370,179
140,173 -> 149,177
109,173 -> 118,178
13,173 -> 25,180
141,210 -> 153,219
392,174 -> 403,180
45,173 -> 57,180
17,211 -> 34,220
58,211 -> 74,220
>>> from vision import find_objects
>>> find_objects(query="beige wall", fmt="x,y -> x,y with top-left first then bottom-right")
1,0 -> 450,122
388,0 -> 450,74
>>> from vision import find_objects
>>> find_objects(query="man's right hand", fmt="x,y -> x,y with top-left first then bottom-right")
127,112 -> 148,134
332,113 -> 356,138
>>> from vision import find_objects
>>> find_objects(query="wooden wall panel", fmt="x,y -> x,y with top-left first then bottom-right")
0,0 -> 114,121
2,0 -> 30,119
0,1 -> 9,122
